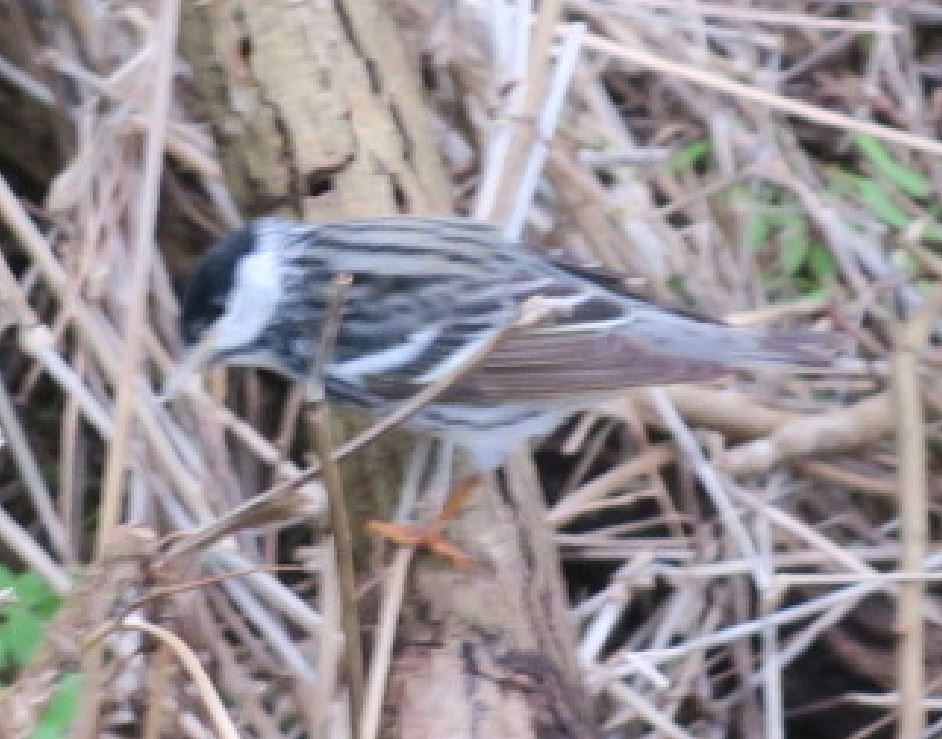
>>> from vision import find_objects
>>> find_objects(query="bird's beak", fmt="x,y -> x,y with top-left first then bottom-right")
158,328 -> 218,403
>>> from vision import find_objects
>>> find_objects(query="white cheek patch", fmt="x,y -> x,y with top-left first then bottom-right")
213,247 -> 282,353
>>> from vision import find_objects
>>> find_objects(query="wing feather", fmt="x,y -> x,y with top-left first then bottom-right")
312,217 -> 842,406
362,327 -> 731,403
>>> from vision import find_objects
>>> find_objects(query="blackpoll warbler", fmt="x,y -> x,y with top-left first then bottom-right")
178,216 -> 842,468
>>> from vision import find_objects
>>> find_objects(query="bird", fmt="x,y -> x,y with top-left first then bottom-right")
176,215 -> 843,472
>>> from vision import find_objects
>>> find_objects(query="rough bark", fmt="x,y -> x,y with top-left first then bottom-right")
178,0 -> 450,221
390,455 -> 596,738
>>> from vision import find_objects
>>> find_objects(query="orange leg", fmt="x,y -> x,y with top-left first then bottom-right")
366,475 -> 481,568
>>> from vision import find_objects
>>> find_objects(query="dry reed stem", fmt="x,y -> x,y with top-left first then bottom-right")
472,0 -> 532,221
141,645 -> 172,739
504,21 -> 585,239
39,51 -> 221,179
490,0 -> 561,227
98,0 -> 181,552
0,172 -> 214,519
627,385 -> 799,438
604,680 -> 694,738
361,548 -> 412,739
302,272 -> 363,736
307,403 -> 364,739
721,393 -> 893,474
796,459 -> 897,496
729,483 -> 873,575
624,0 -> 902,33
548,442 -> 675,526
892,288 -> 942,736
0,375 -> 70,560
314,545 -> 342,738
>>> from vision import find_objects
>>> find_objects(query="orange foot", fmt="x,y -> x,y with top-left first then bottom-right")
366,475 -> 481,568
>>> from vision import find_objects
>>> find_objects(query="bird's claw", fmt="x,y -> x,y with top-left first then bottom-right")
366,475 -> 482,568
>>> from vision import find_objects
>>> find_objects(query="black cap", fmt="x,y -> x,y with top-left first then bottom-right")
180,223 -> 256,345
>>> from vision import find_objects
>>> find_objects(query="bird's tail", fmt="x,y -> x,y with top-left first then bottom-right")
623,307 -> 850,374
748,328 -> 850,368
681,324 -> 851,375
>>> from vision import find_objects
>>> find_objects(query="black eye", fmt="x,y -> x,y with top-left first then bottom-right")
181,274 -> 232,344
181,315 -> 210,345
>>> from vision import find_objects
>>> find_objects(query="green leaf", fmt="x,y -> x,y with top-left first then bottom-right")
30,672 -> 82,739
808,243 -> 839,282
800,284 -> 832,301
0,569 -> 63,672
856,178 -> 912,228
3,606 -> 43,665
780,214 -> 810,276
890,249 -> 920,276
854,134 -> 932,198
825,167 -> 858,198
13,572 -> 59,614
790,276 -> 817,295
666,274 -> 687,296
922,223 -> 942,243
746,212 -> 771,251
668,139 -> 711,174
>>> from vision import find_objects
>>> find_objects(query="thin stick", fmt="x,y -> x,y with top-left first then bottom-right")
215,572 -> 318,681
97,0 -> 181,553
548,443 -> 674,527
313,544 -> 341,738
623,0 -> 901,33
604,681 -> 695,739
618,584 -> 871,672
581,31 -> 942,159
141,645 -> 172,739
361,548 -> 413,739
473,0 -> 532,220
0,53 -> 56,105
494,0 -> 562,229
307,403 -> 364,739
504,21 -> 585,239
894,305 -> 936,738
774,572 -> 942,587
305,272 -> 362,735
360,443 -> 428,738
757,493 -> 783,739
0,503 -> 71,594
647,387 -> 764,588
728,483 -> 874,575
79,10 -> 180,736
0,374 -> 71,560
